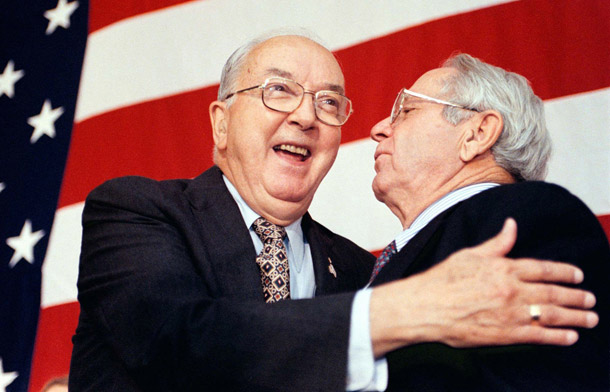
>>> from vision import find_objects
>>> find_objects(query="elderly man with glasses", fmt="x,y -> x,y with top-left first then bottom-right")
368,54 -> 609,391
69,33 -> 601,392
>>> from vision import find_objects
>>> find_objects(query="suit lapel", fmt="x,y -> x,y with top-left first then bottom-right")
302,213 -> 370,294
301,213 -> 341,295
183,167 -> 362,299
184,166 -> 263,300
371,207 -> 457,286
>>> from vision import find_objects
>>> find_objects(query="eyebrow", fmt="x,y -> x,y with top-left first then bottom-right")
263,67 -> 345,95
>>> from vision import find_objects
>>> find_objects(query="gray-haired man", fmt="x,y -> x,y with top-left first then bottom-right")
368,53 -> 609,391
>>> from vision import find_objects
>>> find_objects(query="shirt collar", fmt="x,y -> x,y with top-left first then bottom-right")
222,175 -> 306,271
394,183 -> 499,252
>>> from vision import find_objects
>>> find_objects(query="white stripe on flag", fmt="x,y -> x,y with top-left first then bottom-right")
42,202 -> 83,308
75,0 -> 513,122
546,87 -> 610,215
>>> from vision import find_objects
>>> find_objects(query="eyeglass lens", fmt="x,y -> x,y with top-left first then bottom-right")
261,78 -> 351,126
390,91 -> 403,124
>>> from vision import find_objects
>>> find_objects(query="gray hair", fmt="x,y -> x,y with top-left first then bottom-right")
217,28 -> 328,104
438,54 -> 551,181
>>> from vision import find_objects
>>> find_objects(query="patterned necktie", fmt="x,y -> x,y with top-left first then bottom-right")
252,217 -> 290,303
368,240 -> 397,284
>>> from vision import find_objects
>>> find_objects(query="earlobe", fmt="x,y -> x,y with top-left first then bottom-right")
459,128 -> 478,162
210,100 -> 228,150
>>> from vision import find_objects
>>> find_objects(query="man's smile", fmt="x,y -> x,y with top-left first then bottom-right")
273,144 -> 311,161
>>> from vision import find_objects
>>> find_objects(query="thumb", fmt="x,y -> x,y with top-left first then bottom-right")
471,217 -> 517,257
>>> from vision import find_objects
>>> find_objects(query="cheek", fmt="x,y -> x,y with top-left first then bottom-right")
318,131 -> 341,164
327,131 -> 341,153
228,121 -> 277,158
228,102 -> 284,141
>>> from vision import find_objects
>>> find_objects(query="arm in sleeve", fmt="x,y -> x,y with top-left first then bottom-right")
71,177 -> 357,391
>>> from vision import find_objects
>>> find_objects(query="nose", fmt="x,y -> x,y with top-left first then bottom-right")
287,92 -> 317,130
370,116 -> 392,142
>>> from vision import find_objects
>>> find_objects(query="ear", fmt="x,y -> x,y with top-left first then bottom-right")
459,110 -> 503,162
209,100 -> 228,151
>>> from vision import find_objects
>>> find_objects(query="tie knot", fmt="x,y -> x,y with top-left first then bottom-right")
252,217 -> 286,243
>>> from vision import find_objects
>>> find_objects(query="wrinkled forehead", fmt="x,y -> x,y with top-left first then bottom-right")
240,36 -> 346,92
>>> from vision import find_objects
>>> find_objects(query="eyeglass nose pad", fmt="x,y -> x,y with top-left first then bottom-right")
291,91 -> 318,120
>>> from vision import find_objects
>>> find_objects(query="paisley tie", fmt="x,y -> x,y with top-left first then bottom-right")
252,217 -> 290,303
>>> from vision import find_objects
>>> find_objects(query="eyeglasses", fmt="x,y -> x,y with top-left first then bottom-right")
391,88 -> 480,124
224,77 -> 353,126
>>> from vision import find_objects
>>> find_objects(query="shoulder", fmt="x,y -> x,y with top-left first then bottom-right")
442,182 -> 608,261
461,181 -> 598,227
84,167 -> 223,215
454,181 -> 591,219
470,181 -> 579,207
434,182 -> 605,253
85,175 -> 190,213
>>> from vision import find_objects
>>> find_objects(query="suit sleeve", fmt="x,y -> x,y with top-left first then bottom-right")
454,182 -> 610,390
69,177 -> 357,392
386,182 -> 610,391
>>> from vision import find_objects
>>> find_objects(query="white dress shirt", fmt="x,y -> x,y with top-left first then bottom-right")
222,176 -> 374,390
224,176 -> 497,390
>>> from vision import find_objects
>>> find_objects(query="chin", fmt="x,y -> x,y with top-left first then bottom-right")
371,180 -> 387,203
268,174 -> 317,197
274,190 -> 312,205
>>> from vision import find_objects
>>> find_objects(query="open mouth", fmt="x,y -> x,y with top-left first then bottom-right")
273,144 -> 311,162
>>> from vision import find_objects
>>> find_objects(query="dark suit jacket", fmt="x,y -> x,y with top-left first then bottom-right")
69,166 -> 374,392
372,181 -> 610,391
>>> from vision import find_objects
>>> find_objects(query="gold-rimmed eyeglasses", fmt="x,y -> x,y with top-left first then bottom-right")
391,88 -> 480,124
224,77 -> 353,126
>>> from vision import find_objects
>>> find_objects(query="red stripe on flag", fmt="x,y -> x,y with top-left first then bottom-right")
28,302 -> 80,392
89,0 -> 197,33
59,88 -> 215,208
598,214 -> 610,245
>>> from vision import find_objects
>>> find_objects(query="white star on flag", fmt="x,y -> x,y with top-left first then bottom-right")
6,220 -> 46,268
27,99 -> 64,144
0,60 -> 24,99
44,0 -> 79,35
0,183 -> 5,193
0,358 -> 18,392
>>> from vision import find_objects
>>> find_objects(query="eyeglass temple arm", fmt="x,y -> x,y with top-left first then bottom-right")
223,85 -> 263,101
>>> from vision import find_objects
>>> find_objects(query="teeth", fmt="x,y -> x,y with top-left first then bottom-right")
278,144 -> 309,157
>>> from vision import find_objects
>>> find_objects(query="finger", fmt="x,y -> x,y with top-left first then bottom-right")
470,218 -> 517,257
512,259 -> 584,284
526,305 -> 599,329
522,283 -> 596,308
508,326 -> 580,346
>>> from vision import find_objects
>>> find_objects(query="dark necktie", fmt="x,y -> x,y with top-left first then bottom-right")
368,240 -> 397,284
252,217 -> 290,303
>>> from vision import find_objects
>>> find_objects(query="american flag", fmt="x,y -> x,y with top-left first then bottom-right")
0,0 -> 87,391
1,1 -> 608,391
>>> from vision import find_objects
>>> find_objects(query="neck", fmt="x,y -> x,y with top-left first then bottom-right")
218,161 -> 308,226
392,163 -> 514,229
251,200 -> 308,226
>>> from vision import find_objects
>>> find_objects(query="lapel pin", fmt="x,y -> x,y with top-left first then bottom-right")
328,257 -> 337,278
